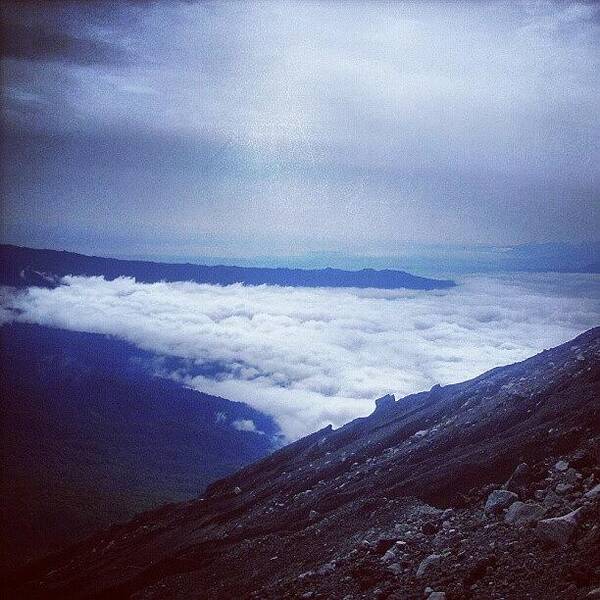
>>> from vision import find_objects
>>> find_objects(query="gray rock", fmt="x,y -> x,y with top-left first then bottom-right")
555,483 -> 574,494
554,460 -> 569,471
428,593 -> 446,600
416,554 -> 442,577
536,508 -> 583,545
543,490 -> 563,508
233,486 -> 242,495
503,463 -> 531,493
309,510 -> 319,521
298,570 -> 315,579
587,588 -> 600,598
505,501 -> 545,526
381,548 -> 397,563
316,561 -> 336,575
564,468 -> 580,484
441,509 -> 453,521
485,489 -> 518,513
585,483 -> 600,499
505,462 -> 530,492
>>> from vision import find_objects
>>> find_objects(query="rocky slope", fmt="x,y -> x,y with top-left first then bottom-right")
4,327 -> 600,599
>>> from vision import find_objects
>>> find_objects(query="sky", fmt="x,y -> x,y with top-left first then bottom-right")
1,0 -> 599,260
2,272 -> 598,439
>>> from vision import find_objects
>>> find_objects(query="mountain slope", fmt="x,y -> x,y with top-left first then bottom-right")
4,328 -> 600,599
0,323 -> 279,569
0,244 -> 455,290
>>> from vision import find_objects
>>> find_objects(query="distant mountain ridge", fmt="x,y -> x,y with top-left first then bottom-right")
0,244 -> 455,290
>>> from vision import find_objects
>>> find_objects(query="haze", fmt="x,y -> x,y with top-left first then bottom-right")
2,1 -> 599,258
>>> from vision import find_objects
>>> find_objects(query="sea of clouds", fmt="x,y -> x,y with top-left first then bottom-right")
1,273 -> 598,439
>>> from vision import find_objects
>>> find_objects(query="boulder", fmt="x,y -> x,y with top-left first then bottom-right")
374,537 -> 397,554
504,501 -> 545,526
585,483 -> 600,499
485,489 -> 518,513
428,593 -> 446,600
556,483 -> 574,494
504,462 -> 530,492
543,490 -> 563,508
536,508 -> 583,545
381,549 -> 397,564
554,460 -> 569,471
422,521 -> 440,535
416,554 -> 442,577
564,468 -> 580,484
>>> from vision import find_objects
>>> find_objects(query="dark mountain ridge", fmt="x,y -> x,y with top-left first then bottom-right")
0,244 -> 455,290
5,327 -> 600,599
0,323 -> 279,569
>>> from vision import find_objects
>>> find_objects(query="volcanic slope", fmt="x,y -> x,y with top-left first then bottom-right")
5,327 -> 600,599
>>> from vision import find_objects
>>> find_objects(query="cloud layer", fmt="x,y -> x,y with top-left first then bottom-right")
2,274 -> 599,438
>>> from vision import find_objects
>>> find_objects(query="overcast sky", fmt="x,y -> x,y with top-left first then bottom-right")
1,1 -> 599,258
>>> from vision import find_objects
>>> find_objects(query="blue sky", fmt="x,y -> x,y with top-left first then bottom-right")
1,1 -> 599,259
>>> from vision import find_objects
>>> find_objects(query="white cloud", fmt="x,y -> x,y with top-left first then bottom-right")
2,273 -> 598,439
232,419 -> 263,434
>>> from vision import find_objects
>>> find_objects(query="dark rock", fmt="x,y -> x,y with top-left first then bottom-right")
505,463 -> 530,493
464,555 -> 496,587
555,483 -> 574,494
564,468 -> 580,484
485,489 -> 518,513
374,538 -> 397,555
543,490 -> 563,508
422,521 -> 440,535
416,554 -> 442,577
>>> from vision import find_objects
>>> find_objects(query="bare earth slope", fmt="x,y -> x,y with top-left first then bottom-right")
4,328 -> 600,599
